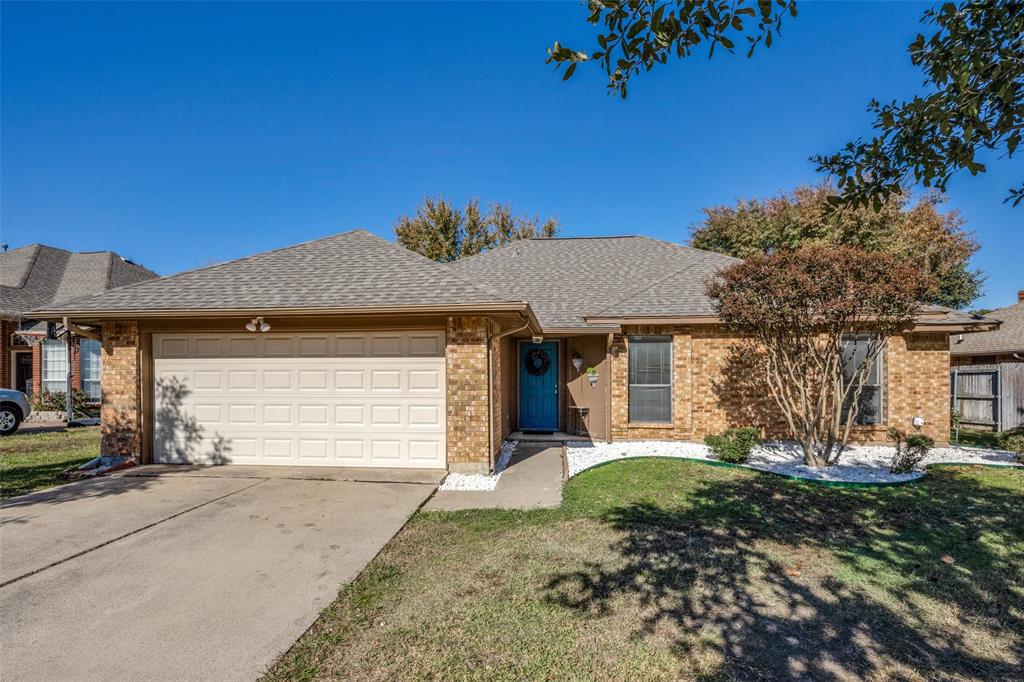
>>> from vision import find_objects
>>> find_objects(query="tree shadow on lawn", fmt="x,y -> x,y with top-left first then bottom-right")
546,467 -> 1023,680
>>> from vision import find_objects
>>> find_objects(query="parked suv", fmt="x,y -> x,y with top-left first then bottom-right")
0,390 -> 32,435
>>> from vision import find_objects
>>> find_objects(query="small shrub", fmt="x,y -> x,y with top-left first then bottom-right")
999,426 -> 1024,463
888,427 -> 934,474
704,427 -> 762,464
31,389 -> 96,417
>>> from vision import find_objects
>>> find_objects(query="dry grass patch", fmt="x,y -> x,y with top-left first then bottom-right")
266,460 -> 1024,681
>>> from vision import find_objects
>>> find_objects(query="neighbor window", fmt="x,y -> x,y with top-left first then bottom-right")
628,336 -> 672,423
41,339 -> 68,395
80,338 -> 102,402
841,335 -> 883,425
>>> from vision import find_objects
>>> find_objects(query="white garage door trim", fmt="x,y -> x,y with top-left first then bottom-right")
152,331 -> 446,468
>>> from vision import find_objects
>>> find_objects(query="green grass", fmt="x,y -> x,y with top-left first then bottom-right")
266,460 -> 1024,681
0,426 -> 100,498
954,428 -> 1002,449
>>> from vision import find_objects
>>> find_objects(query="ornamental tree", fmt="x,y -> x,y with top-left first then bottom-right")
706,245 -> 935,467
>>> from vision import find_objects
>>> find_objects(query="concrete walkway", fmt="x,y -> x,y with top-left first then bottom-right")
423,443 -> 564,511
1,470 -> 435,681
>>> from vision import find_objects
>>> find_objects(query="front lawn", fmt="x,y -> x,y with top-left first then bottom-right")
268,460 -> 1024,681
0,426 -> 100,498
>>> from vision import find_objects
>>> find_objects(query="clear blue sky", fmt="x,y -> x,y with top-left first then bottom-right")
2,1 -> 1020,309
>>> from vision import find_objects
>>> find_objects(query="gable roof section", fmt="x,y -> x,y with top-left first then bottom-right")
950,300 -> 1024,356
31,230 -> 518,318
1,244 -> 158,319
445,236 -> 740,330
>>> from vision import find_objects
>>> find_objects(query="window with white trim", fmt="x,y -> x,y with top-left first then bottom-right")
841,335 -> 883,425
42,340 -> 68,395
628,336 -> 672,423
80,338 -> 102,402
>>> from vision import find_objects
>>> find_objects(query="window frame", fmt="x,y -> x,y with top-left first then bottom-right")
41,339 -> 69,395
627,335 -> 673,424
841,334 -> 885,426
79,338 -> 102,402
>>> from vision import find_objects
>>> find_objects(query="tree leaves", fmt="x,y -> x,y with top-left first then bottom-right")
547,0 -> 796,98
816,2 -> 1024,208
393,196 -> 560,261
689,183 -> 984,308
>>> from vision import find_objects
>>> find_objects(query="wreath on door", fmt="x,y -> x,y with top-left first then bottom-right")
524,348 -> 551,376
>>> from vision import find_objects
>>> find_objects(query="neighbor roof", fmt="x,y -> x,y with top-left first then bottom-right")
445,236 -> 740,330
31,230 -> 519,318
1,244 -> 157,319
950,299 -> 1024,356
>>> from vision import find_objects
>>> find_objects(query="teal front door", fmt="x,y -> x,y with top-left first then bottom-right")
519,341 -> 558,431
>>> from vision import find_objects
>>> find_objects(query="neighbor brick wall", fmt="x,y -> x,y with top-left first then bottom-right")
0,320 -> 11,389
446,316 -> 491,474
31,343 -> 42,396
100,321 -> 142,458
610,325 -> 953,445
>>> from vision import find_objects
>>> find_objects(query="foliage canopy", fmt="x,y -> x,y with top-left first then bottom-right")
394,196 -> 558,262
691,184 -> 983,308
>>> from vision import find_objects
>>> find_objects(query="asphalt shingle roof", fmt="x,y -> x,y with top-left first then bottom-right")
34,230 -> 509,314
445,236 -> 740,330
1,244 -> 157,319
950,299 -> 1024,356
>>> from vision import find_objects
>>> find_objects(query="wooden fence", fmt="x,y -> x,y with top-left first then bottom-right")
951,363 -> 1024,432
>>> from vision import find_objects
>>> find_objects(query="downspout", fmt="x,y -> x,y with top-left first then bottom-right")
487,314 -> 533,472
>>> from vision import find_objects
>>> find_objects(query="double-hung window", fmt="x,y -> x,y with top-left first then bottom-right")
841,335 -> 883,425
41,340 -> 68,395
80,338 -> 102,402
628,336 -> 672,423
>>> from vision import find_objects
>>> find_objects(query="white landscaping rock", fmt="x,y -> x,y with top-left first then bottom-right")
439,440 -> 518,492
565,439 -> 1020,485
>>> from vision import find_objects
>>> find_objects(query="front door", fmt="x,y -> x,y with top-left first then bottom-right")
15,353 -> 32,397
519,341 -> 558,431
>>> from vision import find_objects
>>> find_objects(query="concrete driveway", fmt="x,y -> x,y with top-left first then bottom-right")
0,468 -> 438,681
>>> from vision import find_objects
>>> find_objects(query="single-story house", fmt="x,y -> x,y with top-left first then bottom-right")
950,291 -> 1024,366
1,244 -> 157,400
31,230 -> 997,473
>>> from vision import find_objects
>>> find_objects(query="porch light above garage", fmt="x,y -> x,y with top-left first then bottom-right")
244,316 -> 271,332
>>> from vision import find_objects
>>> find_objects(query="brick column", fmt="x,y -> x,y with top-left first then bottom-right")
31,343 -> 42,397
100,321 -> 142,459
70,338 -> 82,391
446,316 -> 490,474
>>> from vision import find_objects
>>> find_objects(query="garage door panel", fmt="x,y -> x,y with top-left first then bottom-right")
153,332 -> 446,468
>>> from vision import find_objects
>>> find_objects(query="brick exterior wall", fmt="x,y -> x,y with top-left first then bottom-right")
0,320 -> 11,389
610,325 -> 953,445
446,316 -> 491,474
100,321 -> 142,458
31,343 -> 42,396
490,331 -> 505,458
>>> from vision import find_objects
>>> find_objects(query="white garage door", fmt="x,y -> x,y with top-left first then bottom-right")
152,331 -> 446,468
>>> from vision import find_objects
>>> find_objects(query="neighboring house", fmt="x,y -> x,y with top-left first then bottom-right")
1,244 -> 157,401
949,292 -> 1024,431
30,230 -> 996,472
950,291 -> 1024,366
